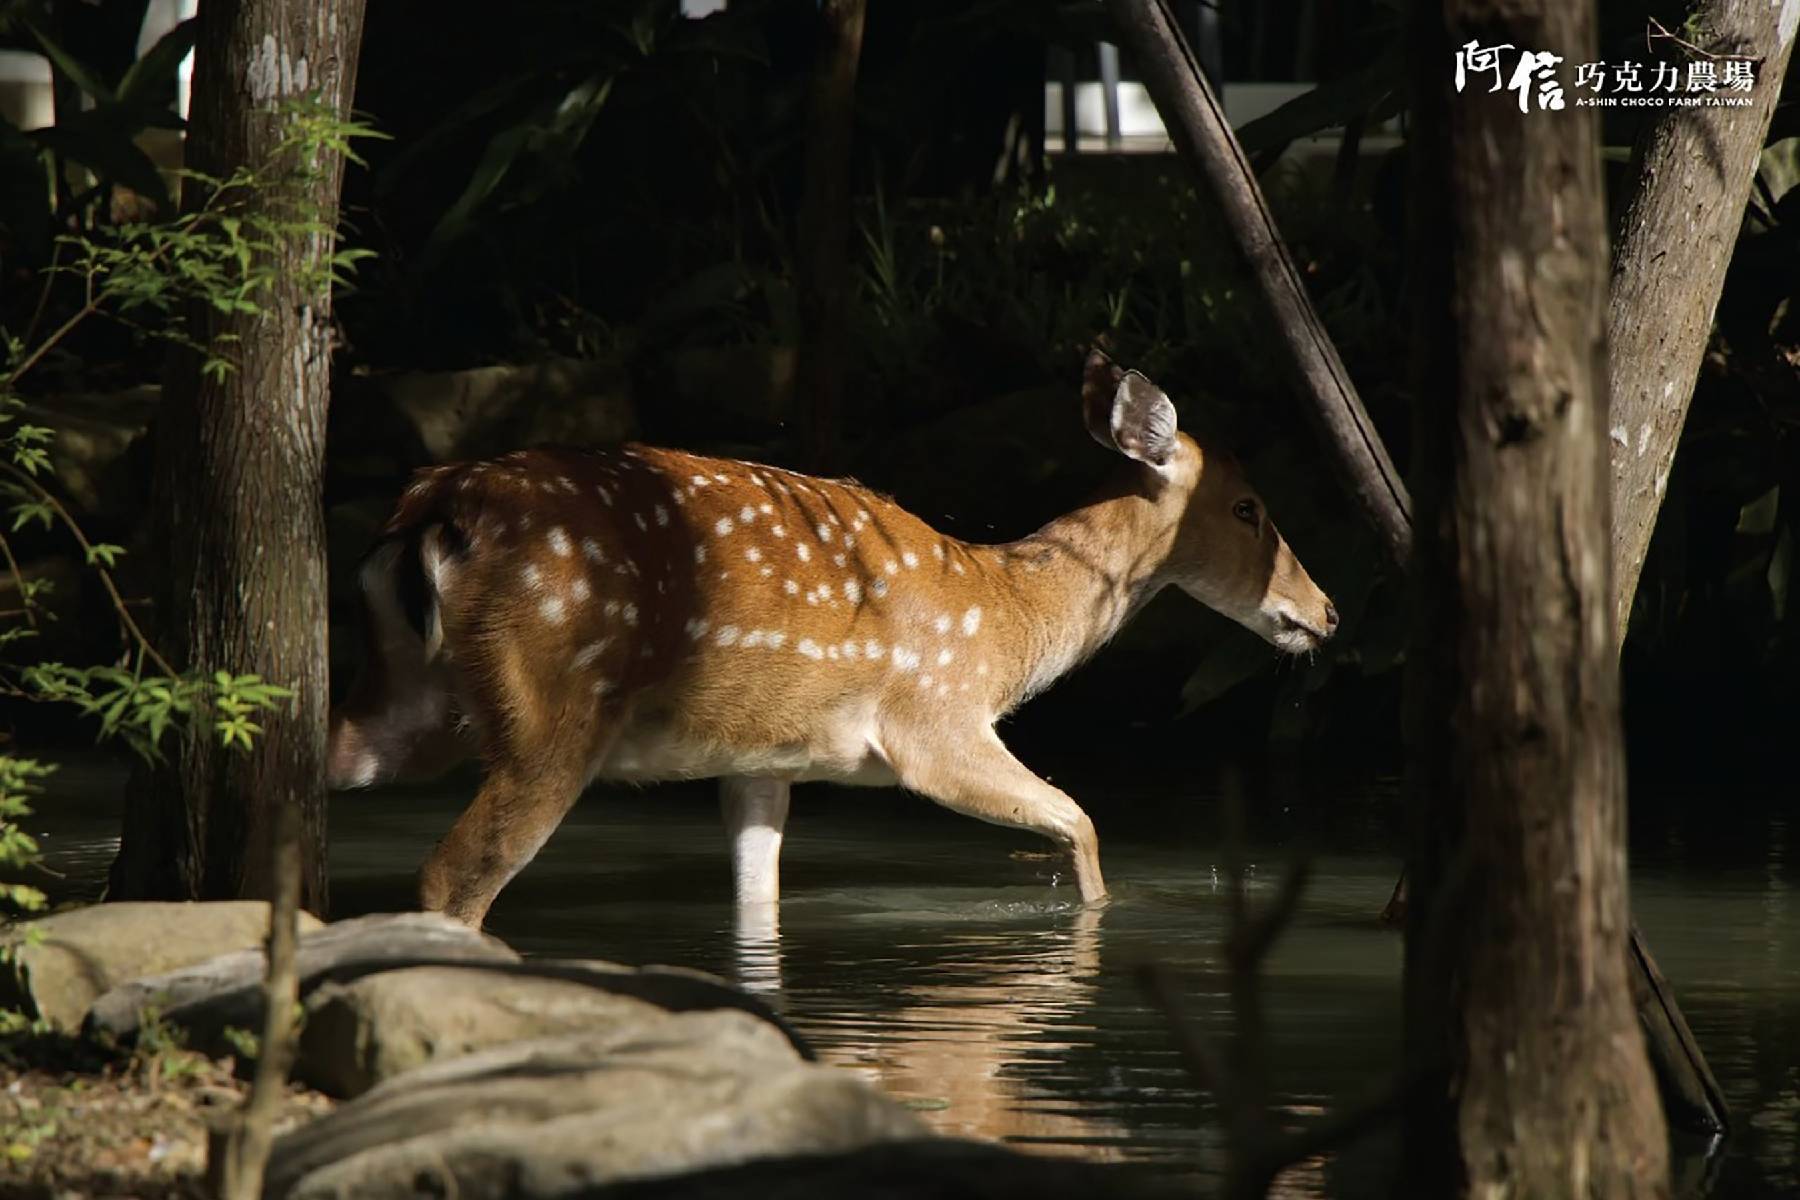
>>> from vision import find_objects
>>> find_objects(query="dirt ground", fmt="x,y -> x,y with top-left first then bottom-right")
0,1034 -> 332,1200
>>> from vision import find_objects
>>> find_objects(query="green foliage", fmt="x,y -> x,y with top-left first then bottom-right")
0,96 -> 377,927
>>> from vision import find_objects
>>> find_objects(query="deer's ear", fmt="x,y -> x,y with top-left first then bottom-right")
1084,357 -> 1177,467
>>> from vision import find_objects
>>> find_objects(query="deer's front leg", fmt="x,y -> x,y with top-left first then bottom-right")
721,776 -> 790,907
882,726 -> 1107,902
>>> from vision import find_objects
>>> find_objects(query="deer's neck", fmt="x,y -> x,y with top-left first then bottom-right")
980,485 -> 1176,707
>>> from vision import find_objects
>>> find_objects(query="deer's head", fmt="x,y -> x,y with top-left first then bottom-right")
1082,350 -> 1338,654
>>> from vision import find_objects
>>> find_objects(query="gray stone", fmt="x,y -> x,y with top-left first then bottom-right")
85,911 -> 516,1054
0,901 -> 324,1032
573,1139 -> 1181,1200
296,958 -> 812,1098
373,359 -> 638,464
266,1015 -> 923,1200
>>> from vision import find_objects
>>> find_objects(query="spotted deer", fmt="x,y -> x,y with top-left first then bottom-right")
328,351 -> 1338,927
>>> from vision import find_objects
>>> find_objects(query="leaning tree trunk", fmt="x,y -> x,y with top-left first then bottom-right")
108,0 -> 366,915
1608,4 -> 1798,634
1404,1 -> 1669,1196
794,0 -> 866,474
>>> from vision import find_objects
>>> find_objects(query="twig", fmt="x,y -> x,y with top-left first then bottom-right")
0,534 -> 36,629
0,462 -> 177,677
1645,16 -> 1761,64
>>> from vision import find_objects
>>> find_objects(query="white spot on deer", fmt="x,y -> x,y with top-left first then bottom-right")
691,474 -> 709,487
816,582 -> 834,601
832,553 -> 847,567
902,551 -> 919,569
843,580 -> 862,603
936,683 -> 950,697
936,648 -> 954,666
933,544 -> 945,561
633,512 -> 648,532
842,641 -> 861,660
581,538 -> 605,564
604,600 -> 621,618
817,524 -> 835,544
713,473 -> 731,484
715,517 -> 735,537
771,524 -> 786,538
740,505 -> 757,524
884,560 -> 899,576
540,595 -> 566,624
742,629 -> 766,648
592,677 -> 614,696
519,513 -> 535,531
572,639 -> 610,669
571,577 -> 591,602
716,625 -> 739,647
759,566 -> 773,577
759,503 -> 774,516
522,564 -> 545,590
685,617 -> 710,640
623,604 -> 639,626
951,561 -> 966,575
892,646 -> 921,672
865,639 -> 884,659
871,578 -> 889,599
919,673 -> 934,689
558,476 -> 577,493
827,645 -> 840,660
933,614 -> 952,634
977,661 -> 989,676
596,487 -> 613,506
746,547 -> 763,564
748,473 -> 764,486
784,579 -> 800,596
843,534 -> 856,549
797,544 -> 812,563
766,631 -> 787,649
797,638 -> 825,661
654,504 -> 670,527
962,606 -> 982,636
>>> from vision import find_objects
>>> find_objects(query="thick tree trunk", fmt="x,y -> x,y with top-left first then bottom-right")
1404,3 -> 1669,1196
794,0 -> 867,473
108,0 -> 365,915
1608,4 -> 1798,634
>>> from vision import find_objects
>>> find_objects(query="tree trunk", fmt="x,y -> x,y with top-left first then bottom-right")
1607,4 -> 1798,635
1404,2 -> 1669,1196
794,0 -> 867,473
107,0 -> 366,915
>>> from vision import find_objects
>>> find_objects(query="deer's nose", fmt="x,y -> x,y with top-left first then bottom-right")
1324,602 -> 1340,631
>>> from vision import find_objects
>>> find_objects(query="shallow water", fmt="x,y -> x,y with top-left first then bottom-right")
26,756 -> 1800,1198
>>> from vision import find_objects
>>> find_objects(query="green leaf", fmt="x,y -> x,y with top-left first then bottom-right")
29,111 -> 172,214
116,18 -> 199,109
18,15 -> 115,105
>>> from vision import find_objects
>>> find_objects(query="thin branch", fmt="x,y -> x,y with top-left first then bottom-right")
0,462 -> 177,677
0,534 -> 36,630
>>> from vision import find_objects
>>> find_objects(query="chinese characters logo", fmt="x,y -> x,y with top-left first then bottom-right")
1453,39 -> 1759,112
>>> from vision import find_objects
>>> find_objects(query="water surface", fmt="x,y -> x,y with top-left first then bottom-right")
28,759 -> 1798,1198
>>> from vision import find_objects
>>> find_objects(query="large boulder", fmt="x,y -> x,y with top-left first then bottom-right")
296,959 -> 811,1098
0,901 -> 324,1032
340,358 -> 638,469
84,912 -> 516,1054
266,1015 -> 925,1200
573,1139 -> 1180,1200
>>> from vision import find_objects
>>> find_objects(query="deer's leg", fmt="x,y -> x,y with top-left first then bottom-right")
882,726 -> 1107,902
418,759 -> 589,928
721,776 -> 790,907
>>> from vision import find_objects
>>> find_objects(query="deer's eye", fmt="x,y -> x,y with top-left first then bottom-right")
1232,499 -> 1258,525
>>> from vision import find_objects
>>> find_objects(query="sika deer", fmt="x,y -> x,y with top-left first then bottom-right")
328,352 -> 1337,927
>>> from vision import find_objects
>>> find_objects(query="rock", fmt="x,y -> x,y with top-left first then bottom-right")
579,1138 -> 1182,1200
297,958 -> 813,1098
0,901 -> 324,1033
85,912 -> 516,1054
266,1015 -> 925,1200
351,358 -> 638,466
